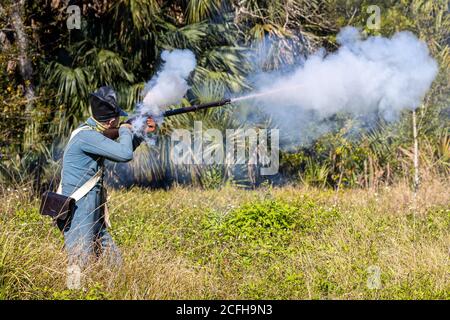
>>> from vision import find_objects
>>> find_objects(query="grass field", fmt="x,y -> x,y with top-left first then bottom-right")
1,179 -> 449,300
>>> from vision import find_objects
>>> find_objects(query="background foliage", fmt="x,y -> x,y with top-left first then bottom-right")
1,180 -> 448,299
0,0 -> 448,191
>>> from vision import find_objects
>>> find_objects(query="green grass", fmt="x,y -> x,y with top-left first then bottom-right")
0,179 -> 449,299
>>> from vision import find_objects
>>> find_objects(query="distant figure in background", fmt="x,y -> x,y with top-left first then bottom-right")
60,86 -> 156,289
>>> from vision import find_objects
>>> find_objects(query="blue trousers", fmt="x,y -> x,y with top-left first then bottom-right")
63,187 -> 122,269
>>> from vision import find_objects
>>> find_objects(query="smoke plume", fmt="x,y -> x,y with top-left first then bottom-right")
244,27 -> 438,147
132,49 -> 197,134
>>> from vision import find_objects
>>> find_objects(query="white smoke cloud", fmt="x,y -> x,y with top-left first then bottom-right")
132,49 -> 197,135
245,27 -> 438,146
142,49 -> 196,110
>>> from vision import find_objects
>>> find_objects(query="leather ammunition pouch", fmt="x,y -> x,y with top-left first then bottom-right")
40,191 -> 76,231
40,125 -> 102,232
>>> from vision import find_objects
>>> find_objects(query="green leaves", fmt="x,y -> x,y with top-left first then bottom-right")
44,48 -> 135,119
111,0 -> 160,32
2,0 -> 449,189
44,62 -> 90,109
158,22 -> 208,50
95,49 -> 135,84
200,198 -> 340,261
186,0 -> 223,23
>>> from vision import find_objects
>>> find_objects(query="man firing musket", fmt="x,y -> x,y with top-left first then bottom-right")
41,86 -> 156,288
40,84 -> 232,288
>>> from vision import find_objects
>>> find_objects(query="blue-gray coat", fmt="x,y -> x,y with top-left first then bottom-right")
61,117 -> 141,267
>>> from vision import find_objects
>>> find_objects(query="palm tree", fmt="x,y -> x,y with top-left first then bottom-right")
2,0 -> 448,189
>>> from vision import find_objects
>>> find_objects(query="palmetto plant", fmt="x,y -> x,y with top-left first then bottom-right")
299,157 -> 330,188
1,0 -> 448,190
36,0 -> 262,186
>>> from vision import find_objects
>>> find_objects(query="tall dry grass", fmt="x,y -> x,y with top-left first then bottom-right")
0,177 -> 448,299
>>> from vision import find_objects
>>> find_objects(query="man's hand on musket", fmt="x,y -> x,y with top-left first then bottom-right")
145,117 -> 157,133
119,117 -> 157,133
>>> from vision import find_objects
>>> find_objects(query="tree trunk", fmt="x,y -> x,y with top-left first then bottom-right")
0,5 -> 7,51
412,110 -> 420,193
10,0 -> 35,111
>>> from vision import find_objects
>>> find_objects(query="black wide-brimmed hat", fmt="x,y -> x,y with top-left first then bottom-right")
89,86 -> 128,121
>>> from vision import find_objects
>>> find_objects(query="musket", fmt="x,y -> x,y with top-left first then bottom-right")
162,98 -> 231,117
103,98 -> 232,140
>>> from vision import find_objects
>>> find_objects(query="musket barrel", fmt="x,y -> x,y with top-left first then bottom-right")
163,98 -> 231,117
103,98 -> 232,140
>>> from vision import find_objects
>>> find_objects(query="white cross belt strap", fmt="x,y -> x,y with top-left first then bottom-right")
70,168 -> 103,202
57,125 -> 103,202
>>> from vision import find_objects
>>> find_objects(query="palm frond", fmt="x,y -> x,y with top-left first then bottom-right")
158,22 -> 208,51
44,62 -> 90,110
186,0 -> 222,23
